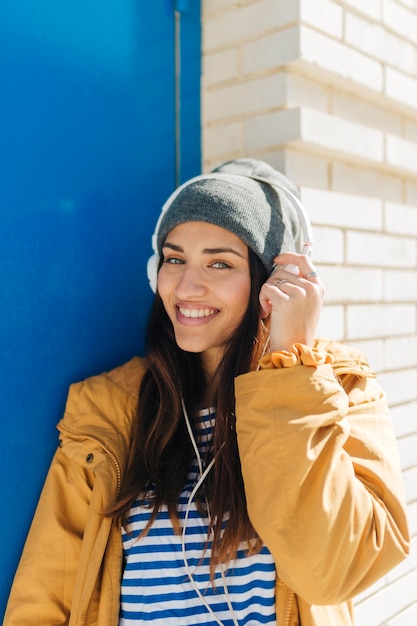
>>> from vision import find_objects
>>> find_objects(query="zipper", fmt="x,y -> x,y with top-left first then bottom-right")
284,588 -> 295,626
103,445 -> 122,498
277,578 -> 297,626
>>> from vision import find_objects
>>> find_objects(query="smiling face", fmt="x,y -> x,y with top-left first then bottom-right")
157,221 -> 251,376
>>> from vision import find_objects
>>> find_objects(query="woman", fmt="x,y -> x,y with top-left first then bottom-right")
3,158 -> 410,626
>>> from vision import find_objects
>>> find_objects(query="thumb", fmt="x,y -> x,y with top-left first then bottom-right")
259,283 -> 274,319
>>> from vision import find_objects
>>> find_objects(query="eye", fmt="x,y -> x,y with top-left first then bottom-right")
210,260 -> 232,269
164,256 -> 184,265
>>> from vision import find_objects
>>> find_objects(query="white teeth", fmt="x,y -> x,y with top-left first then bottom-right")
179,307 -> 215,318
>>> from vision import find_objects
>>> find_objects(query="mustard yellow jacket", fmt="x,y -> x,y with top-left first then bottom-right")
3,339 -> 410,626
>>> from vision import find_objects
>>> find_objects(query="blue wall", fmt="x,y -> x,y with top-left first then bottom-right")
0,0 -> 200,613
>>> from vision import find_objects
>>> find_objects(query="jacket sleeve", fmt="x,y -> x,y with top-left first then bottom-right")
235,343 -> 410,606
3,444 -> 95,626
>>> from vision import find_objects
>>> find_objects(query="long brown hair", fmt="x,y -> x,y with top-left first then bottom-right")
112,249 -> 268,572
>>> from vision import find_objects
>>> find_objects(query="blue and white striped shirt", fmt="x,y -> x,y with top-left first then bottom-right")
119,409 -> 276,625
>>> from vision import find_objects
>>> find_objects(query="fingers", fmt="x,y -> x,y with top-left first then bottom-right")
260,253 -> 324,351
269,254 -> 323,296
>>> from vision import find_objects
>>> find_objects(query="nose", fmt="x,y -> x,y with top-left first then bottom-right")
175,265 -> 207,299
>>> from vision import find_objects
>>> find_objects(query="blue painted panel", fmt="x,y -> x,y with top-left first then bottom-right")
0,0 -> 200,614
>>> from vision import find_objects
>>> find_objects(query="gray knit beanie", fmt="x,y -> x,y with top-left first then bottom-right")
154,158 -> 303,276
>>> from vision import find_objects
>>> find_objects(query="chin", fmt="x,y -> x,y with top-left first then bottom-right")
176,341 -> 206,354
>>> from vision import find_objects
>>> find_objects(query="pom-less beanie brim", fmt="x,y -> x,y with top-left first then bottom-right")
155,158 -> 303,275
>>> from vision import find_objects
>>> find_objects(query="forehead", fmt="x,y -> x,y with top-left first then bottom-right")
163,221 -> 248,254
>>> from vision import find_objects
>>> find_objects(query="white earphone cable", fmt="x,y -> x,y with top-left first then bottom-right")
181,399 -> 239,626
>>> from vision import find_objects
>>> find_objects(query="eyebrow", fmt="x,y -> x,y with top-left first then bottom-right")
162,242 -> 246,258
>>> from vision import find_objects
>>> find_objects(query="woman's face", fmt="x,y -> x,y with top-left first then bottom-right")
157,221 -> 251,376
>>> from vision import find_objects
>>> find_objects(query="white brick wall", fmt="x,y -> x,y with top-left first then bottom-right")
201,0 -> 417,623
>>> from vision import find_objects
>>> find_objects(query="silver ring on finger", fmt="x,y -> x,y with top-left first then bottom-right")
276,279 -> 289,288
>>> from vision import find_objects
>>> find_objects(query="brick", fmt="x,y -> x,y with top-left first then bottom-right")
385,336 -> 417,369
378,368 -> 417,404
318,266 -> 383,303
203,72 -> 288,123
385,270 -> 417,301
242,0 -> 299,33
310,226 -> 344,263
397,434 -> 417,471
332,92 -> 402,135
202,122 -> 243,164
274,149 -> 329,188
345,12 -> 414,74
243,27 -> 299,75
354,569 -> 417,626
386,134 -> 417,175
404,119 -> 417,142
300,0 -> 343,39
204,0 -> 298,53
203,69 -> 328,121
202,12 -> 240,52
201,0 -> 240,17
385,67 -> 417,111
244,107 -> 385,161
300,25 -> 384,93
349,339 -> 384,372
301,188 -> 383,230
301,109 -> 384,162
403,465 -> 417,501
388,602 -> 417,626
391,402 -> 417,437
385,201 -> 417,236
287,73 -> 330,111
202,49 -> 239,86
254,150 -> 287,177
404,502 -> 417,538
342,0 -> 381,20
244,108 -> 297,152
332,162 -> 403,201
316,304 -> 345,340
382,0 -> 417,43
347,231 -> 416,267
396,0 -> 414,9
406,181 -> 417,205
346,303 -> 415,339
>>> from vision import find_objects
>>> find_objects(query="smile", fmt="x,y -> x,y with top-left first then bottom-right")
177,306 -> 218,319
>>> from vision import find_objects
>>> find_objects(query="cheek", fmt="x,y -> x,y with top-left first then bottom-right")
230,277 -> 251,316
156,270 -> 170,306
